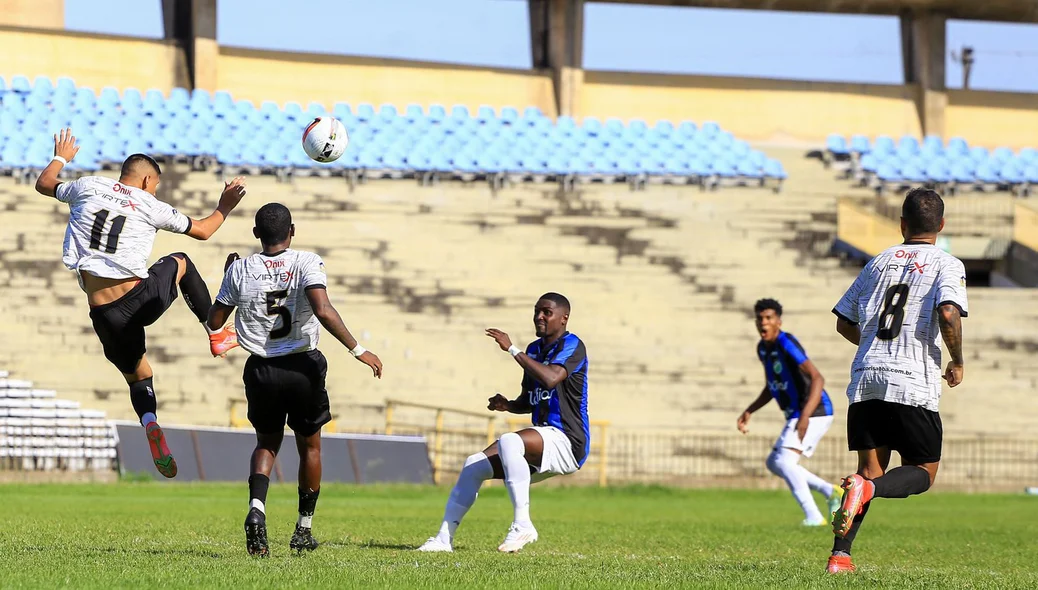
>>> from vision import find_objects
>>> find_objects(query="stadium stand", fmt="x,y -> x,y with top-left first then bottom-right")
0,151 -> 1035,441
0,76 -> 786,191
0,370 -> 118,473
822,133 -> 1038,197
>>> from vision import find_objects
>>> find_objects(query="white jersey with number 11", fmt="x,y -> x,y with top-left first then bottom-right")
833,243 -> 968,412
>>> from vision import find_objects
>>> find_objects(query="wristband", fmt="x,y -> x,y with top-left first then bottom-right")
349,344 -> 367,357
507,345 -> 522,357
52,156 -> 68,166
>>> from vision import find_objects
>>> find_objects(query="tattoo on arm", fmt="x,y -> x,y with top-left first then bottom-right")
938,304 -> 963,365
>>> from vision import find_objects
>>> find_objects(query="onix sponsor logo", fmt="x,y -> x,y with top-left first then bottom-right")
264,259 -> 285,269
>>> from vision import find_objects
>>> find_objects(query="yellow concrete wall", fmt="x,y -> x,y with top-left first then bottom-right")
0,1 -> 64,29
217,47 -> 557,116
947,90 -> 1038,149
0,27 -> 186,93
580,72 -> 922,143
1015,201 -> 1038,252
837,199 -> 901,256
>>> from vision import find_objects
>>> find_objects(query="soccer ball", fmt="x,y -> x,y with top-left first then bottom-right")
301,117 -> 349,163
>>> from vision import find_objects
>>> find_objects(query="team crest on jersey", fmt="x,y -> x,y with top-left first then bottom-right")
773,360 -> 782,373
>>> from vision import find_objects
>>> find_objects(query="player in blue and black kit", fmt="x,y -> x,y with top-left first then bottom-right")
418,292 -> 590,554
737,298 -> 843,525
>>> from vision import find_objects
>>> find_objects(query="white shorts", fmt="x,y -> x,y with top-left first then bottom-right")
528,426 -> 579,480
773,415 -> 833,458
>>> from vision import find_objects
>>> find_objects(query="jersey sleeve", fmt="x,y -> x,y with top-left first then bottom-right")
550,335 -> 587,375
215,261 -> 242,306
300,254 -> 328,290
147,199 -> 192,234
53,179 -> 84,204
833,265 -> 869,324
935,257 -> 969,317
780,334 -> 810,366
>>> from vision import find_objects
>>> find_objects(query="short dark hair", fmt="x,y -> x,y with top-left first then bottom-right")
538,292 -> 570,313
120,153 -> 161,177
754,298 -> 782,316
902,187 -> 944,235
255,203 -> 292,246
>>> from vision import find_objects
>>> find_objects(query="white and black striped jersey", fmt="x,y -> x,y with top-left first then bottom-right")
54,176 -> 191,280
833,242 -> 969,411
216,249 -> 327,358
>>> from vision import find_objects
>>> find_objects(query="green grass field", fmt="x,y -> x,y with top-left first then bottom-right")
0,482 -> 1035,589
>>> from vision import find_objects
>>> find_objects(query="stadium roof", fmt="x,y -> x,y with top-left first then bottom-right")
594,0 -> 1038,23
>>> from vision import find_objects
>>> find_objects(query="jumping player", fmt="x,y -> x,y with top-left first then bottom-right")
417,293 -> 589,553
34,128 -> 244,479
738,298 -> 842,526
206,202 -> 383,557
827,188 -> 967,573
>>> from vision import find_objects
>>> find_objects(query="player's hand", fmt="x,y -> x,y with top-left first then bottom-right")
53,127 -> 80,162
795,416 -> 810,442
224,252 -> 240,272
487,393 -> 510,412
356,351 -> 382,379
943,362 -> 963,387
219,176 -> 247,209
737,411 -> 751,434
485,328 -> 512,351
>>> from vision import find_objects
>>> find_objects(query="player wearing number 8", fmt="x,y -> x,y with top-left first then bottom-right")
206,202 -> 383,557
35,128 -> 246,479
825,188 -> 968,574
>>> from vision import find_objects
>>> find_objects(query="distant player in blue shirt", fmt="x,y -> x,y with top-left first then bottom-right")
418,292 -> 589,554
737,298 -> 842,526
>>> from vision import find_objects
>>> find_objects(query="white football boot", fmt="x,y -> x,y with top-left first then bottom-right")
497,522 -> 538,553
417,535 -> 454,553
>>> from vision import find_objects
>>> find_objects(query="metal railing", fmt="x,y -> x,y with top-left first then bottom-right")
384,399 -> 496,484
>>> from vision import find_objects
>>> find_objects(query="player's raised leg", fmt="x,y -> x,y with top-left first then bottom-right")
497,428 -> 545,553
244,431 -> 282,557
163,252 -> 238,356
418,443 -> 499,552
290,431 -> 322,552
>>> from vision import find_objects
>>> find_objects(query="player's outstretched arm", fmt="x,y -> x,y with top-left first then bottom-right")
35,128 -> 80,198
835,316 -> 861,345
184,177 -> 247,241
737,386 -> 771,433
305,287 -> 382,378
938,303 -> 964,387
485,328 -> 567,389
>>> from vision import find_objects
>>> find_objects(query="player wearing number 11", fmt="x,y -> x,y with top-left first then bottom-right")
34,128 -> 245,479
826,188 -> 968,574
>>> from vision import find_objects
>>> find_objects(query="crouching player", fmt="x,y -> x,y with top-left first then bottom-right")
418,293 -> 590,553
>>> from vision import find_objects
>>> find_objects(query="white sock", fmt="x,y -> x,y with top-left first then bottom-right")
767,449 -> 824,521
436,452 -> 492,542
498,432 -> 532,527
798,465 -> 835,498
140,412 -> 157,426
250,498 -> 265,514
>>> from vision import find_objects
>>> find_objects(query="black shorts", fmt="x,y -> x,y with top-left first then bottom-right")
87,256 -> 181,374
847,399 -> 943,463
243,350 -> 331,437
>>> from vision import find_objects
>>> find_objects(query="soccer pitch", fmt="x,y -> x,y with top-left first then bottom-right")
1,483 -> 1035,589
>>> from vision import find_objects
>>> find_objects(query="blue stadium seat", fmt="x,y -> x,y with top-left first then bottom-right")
827,134 -> 849,156
873,136 -> 895,156
1025,165 -> 1038,184
11,76 -> 31,93
950,161 -> 975,184
925,161 -> 951,183
763,159 -> 786,179
850,135 -> 870,154
992,147 -> 1014,163
876,162 -> 901,183
975,161 -> 1001,184
969,146 -> 989,162
946,137 -> 969,156
1000,161 -> 1025,185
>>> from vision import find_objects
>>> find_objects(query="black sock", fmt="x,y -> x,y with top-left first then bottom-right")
173,253 -> 212,323
872,466 -> 931,498
298,487 -> 320,529
249,474 -> 270,514
128,377 -> 156,423
832,500 -> 870,555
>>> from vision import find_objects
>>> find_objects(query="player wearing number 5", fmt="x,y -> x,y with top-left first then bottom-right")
34,128 -> 245,479
826,188 -> 968,574
207,203 -> 382,557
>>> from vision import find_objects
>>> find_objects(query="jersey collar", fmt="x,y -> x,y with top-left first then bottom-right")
260,248 -> 289,257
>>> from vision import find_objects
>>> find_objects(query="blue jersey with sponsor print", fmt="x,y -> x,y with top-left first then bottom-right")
512,332 -> 590,467
756,331 -> 833,420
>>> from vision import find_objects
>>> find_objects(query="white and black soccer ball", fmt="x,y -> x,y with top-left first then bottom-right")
301,116 -> 349,163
